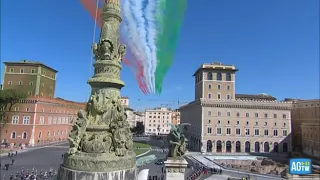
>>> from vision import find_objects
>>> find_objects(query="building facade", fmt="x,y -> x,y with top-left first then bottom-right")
290,99 -> 320,157
2,60 -> 57,97
120,96 -> 129,107
180,62 -> 293,153
0,96 -> 85,146
171,109 -> 181,125
125,108 -> 145,128
144,107 -> 172,135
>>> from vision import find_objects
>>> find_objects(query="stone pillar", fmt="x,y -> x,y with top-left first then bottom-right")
164,158 -> 188,180
56,0 -> 137,179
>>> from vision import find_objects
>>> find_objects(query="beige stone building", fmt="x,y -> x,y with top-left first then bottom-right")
125,109 -> 145,128
171,109 -> 180,125
289,99 -> 320,157
144,107 -> 172,135
180,62 -> 293,154
120,96 -> 129,107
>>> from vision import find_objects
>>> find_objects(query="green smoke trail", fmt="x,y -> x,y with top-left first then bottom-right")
155,0 -> 187,94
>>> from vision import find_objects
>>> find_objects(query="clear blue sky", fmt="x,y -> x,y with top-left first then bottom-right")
1,0 -> 319,110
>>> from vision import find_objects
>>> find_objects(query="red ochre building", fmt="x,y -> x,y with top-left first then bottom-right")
0,96 -> 85,146
1,60 -> 86,146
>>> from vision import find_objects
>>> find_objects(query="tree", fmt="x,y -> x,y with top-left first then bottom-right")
0,89 -> 27,126
133,121 -> 145,134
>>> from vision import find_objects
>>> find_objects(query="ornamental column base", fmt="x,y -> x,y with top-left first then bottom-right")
164,157 -> 188,180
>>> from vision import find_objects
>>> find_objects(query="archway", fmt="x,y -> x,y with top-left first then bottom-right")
245,141 -> 250,153
207,140 -> 212,152
226,141 -> 232,153
264,142 -> 269,152
255,142 -> 260,152
236,141 -> 241,152
273,142 -> 279,152
283,143 -> 288,153
216,140 -> 222,152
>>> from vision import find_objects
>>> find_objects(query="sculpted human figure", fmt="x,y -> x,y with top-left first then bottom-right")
100,39 -> 114,60
116,44 -> 126,63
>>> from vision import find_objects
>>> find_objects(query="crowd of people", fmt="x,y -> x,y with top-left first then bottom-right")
2,168 -> 57,180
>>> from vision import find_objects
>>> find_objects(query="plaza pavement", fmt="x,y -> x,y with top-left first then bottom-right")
0,139 -> 171,179
188,155 -> 286,180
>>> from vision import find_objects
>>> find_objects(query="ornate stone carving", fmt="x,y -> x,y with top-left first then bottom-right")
167,123 -> 191,158
61,0 -> 136,174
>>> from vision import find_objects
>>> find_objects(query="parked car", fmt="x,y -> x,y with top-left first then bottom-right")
155,159 -> 164,165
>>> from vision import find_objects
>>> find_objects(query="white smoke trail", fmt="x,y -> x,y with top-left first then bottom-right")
144,0 -> 158,93
121,0 -> 152,92
129,0 -> 153,93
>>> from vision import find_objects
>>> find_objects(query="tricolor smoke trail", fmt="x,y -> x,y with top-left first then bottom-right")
80,0 -> 186,95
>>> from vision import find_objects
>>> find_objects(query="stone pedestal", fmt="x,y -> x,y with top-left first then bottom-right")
57,151 -> 137,180
164,158 -> 188,180
57,165 -> 136,180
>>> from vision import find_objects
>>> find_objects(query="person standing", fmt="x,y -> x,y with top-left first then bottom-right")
11,157 -> 15,165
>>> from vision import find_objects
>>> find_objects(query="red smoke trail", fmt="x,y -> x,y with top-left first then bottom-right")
80,0 -> 148,94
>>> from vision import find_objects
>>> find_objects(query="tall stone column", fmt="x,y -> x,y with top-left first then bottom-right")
57,0 -> 136,179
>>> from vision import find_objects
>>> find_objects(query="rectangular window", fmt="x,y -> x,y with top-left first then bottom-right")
264,129 -> 268,136
226,95 -> 230,99
39,116 -> 45,124
236,128 -> 241,135
207,127 -> 212,134
264,113 -> 268,118
53,117 -> 57,124
11,115 -> 19,124
254,129 -> 259,136
273,129 -> 278,136
245,129 -> 250,135
273,114 -> 277,118
283,130 -> 287,136
227,112 -> 231,116
48,117 -> 52,124
236,112 -> 240,117
22,116 -> 30,124
246,113 -> 249,117
208,111 -> 212,116
283,114 -> 287,119
255,113 -> 259,118
58,117 -> 62,124
226,128 -> 231,135
218,111 -> 221,116
217,128 -> 222,135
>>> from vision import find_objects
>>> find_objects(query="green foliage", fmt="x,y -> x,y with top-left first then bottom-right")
0,89 -> 27,124
131,121 -> 145,134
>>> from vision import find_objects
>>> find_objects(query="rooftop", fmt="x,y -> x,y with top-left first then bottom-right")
235,93 -> 277,101
193,62 -> 238,76
3,60 -> 58,73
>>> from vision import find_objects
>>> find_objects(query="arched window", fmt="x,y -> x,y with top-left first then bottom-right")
207,72 -> 213,80
22,132 -> 27,139
11,132 -> 16,139
226,73 -> 232,81
208,84 -> 212,89
208,94 -> 212,99
217,94 -> 221,99
47,131 -> 50,137
216,72 -> 222,81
